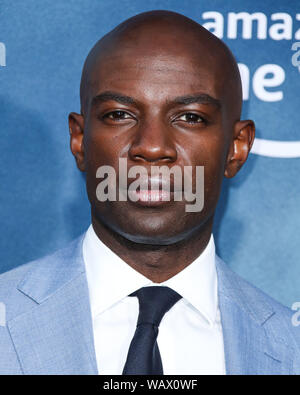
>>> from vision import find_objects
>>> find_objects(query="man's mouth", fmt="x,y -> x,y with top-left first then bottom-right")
131,189 -> 171,202
126,176 -> 179,206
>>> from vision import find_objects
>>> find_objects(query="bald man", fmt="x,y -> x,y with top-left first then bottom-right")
0,10 -> 299,375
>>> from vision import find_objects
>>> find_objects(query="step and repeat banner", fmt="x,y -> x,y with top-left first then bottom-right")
0,0 -> 299,307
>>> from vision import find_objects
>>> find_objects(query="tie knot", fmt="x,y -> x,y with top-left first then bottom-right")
129,286 -> 182,327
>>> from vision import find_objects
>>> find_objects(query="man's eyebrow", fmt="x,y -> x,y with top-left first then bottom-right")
91,91 -> 136,106
172,93 -> 221,108
91,91 -> 221,109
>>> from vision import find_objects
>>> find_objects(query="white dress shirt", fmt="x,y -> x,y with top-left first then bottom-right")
83,224 -> 226,375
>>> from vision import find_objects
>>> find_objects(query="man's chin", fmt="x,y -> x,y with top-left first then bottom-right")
92,204 -> 202,246
119,231 -> 184,246
111,220 -> 198,246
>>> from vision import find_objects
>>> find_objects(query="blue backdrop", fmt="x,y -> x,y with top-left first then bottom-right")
0,0 -> 299,307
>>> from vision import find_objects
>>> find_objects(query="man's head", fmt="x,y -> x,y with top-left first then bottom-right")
69,10 -> 255,245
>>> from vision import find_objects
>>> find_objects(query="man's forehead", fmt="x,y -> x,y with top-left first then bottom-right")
92,51 -> 221,77
87,51 -> 224,105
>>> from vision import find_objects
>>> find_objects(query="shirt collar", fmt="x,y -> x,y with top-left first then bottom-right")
83,224 -> 218,325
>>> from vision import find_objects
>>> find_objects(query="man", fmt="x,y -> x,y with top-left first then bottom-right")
0,10 -> 299,375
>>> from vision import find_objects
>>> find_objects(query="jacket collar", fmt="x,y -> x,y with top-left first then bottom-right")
17,234 -> 86,304
215,256 -> 274,325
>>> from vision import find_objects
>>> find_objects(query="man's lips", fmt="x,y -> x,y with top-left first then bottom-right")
117,176 -> 184,206
126,189 -> 175,207
126,176 -> 182,192
130,189 -> 171,202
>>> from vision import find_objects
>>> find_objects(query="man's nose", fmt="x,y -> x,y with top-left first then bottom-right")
128,119 -> 177,163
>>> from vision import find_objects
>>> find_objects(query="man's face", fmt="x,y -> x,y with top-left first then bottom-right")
71,42 -> 251,245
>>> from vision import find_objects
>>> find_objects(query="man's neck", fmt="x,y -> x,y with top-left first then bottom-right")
91,215 -> 213,283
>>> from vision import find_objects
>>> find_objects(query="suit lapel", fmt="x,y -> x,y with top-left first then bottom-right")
216,257 -> 293,375
8,235 -> 98,375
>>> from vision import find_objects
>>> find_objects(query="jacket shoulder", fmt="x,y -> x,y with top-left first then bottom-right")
0,234 -> 85,321
0,261 -> 37,316
0,234 -> 85,374
216,257 -> 300,357
0,262 -> 38,374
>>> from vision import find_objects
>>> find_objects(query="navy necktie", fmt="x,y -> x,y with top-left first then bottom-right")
122,286 -> 182,375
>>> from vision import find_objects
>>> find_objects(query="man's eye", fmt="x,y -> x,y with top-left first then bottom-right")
103,111 -> 132,120
177,113 -> 204,124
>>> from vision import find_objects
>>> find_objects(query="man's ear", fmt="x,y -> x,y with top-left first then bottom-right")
224,120 -> 255,178
68,112 -> 85,172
